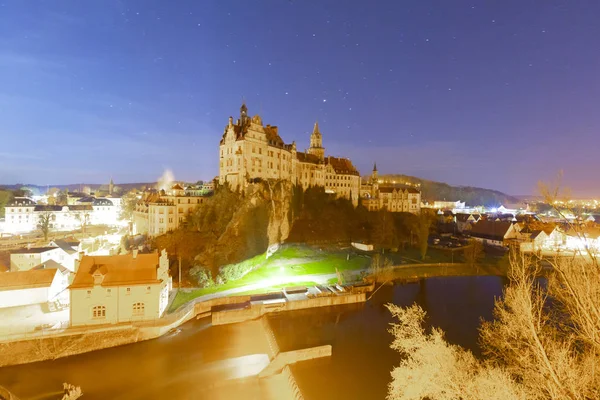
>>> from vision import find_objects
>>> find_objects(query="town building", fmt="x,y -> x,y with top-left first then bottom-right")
219,104 -> 361,206
455,213 -> 481,232
69,250 -> 172,326
133,184 -> 211,237
469,220 -> 519,247
360,164 -> 421,214
3,196 -> 120,235
10,246 -> 66,272
0,268 -> 69,309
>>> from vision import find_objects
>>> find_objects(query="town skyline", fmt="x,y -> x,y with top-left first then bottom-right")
2,1 -> 600,196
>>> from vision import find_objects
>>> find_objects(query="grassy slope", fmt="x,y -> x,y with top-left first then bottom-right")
169,245 -> 370,311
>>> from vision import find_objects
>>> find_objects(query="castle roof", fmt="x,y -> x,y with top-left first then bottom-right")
296,151 -> 321,165
325,156 -> 359,176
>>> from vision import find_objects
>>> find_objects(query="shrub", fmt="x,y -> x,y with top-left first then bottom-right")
189,265 -> 214,288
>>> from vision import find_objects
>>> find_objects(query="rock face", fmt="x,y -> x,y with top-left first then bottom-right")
199,180 -> 294,271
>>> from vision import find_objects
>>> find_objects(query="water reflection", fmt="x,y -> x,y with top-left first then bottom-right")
0,276 -> 504,400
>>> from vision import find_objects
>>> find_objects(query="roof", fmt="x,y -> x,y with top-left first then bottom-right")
6,197 -> 36,207
70,253 -> 162,289
76,197 -> 95,204
378,185 -> 420,194
32,259 -> 70,274
264,125 -> 285,146
456,214 -> 474,223
0,269 -> 58,291
171,184 -> 184,190
34,205 -> 63,212
68,205 -> 93,211
325,156 -> 360,176
93,198 -> 114,206
10,246 -> 57,255
51,239 -> 78,254
530,230 -> 546,240
296,151 -> 321,165
470,221 -> 513,241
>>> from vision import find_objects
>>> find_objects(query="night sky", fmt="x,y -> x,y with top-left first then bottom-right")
1,1 -> 599,197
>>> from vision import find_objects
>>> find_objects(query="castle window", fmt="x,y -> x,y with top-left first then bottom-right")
259,148 -> 262,154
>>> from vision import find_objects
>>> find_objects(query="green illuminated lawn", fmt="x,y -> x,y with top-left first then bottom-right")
168,245 -> 370,312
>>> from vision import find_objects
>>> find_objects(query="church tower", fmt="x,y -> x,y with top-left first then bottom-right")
307,121 -> 325,161
109,177 -> 114,196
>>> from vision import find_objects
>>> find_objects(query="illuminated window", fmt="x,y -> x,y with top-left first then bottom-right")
132,302 -> 145,316
92,305 -> 106,319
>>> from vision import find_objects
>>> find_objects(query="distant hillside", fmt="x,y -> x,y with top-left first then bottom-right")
371,174 -> 519,207
0,182 -> 157,195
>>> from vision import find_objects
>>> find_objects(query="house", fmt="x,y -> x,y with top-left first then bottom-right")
469,220 -> 518,247
10,246 -> 65,272
69,249 -> 172,326
0,268 -> 69,308
564,227 -> 600,253
455,213 -> 480,232
49,239 -> 82,272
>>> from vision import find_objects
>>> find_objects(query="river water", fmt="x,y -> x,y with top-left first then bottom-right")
0,276 -> 505,400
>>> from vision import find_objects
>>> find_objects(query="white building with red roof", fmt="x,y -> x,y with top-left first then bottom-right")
69,249 -> 172,326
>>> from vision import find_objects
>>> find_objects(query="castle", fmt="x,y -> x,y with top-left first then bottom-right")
219,104 -> 361,205
360,163 -> 421,214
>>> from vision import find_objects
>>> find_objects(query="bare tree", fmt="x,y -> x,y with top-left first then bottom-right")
386,303 -> 525,400
38,212 -> 52,241
385,174 -> 600,399
463,238 -> 484,265
417,210 -> 435,260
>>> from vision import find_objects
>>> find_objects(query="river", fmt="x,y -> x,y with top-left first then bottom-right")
0,275 -> 505,400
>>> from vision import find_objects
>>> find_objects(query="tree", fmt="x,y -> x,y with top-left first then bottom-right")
463,238 -> 484,265
416,210 -> 435,260
386,303 -> 525,400
56,190 -> 68,205
371,209 -> 398,250
119,191 -> 138,221
38,212 -> 52,241
386,174 -> 600,399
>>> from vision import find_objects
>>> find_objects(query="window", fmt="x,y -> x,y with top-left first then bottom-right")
92,305 -> 106,319
126,287 -> 131,295
132,302 -> 145,316
146,286 -> 151,294
86,290 -> 91,298
107,288 -> 112,297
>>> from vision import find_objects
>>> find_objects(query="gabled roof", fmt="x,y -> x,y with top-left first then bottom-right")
50,239 -> 78,255
70,253 -> 161,289
456,214 -> 474,223
470,221 -> 513,241
171,184 -> 184,190
10,246 -> 57,255
0,269 -> 58,291
32,259 -> 70,274
530,230 -> 546,240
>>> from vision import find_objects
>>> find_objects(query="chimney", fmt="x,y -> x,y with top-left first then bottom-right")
132,249 -> 138,259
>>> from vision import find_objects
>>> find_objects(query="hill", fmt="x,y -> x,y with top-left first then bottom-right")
371,174 -> 519,207
0,182 -> 157,196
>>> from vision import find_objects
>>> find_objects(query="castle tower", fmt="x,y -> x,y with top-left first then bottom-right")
371,163 -> 379,198
240,102 -> 248,126
307,121 -> 325,161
